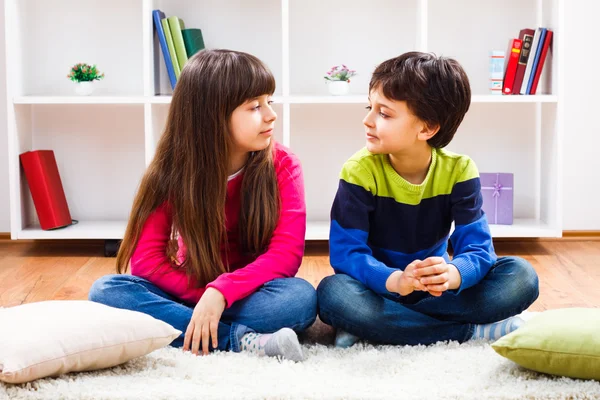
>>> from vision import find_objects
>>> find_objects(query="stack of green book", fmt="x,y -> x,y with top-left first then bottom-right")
155,12 -> 206,84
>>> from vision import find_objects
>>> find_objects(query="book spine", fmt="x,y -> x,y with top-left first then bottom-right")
489,50 -> 505,95
167,16 -> 189,71
512,28 -> 535,94
526,28 -> 548,94
152,10 -> 177,90
520,28 -> 542,94
502,38 -> 523,95
530,29 -> 553,94
182,28 -> 206,58
161,18 -> 181,78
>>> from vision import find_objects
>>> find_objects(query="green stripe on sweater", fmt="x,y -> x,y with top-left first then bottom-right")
340,147 -> 479,206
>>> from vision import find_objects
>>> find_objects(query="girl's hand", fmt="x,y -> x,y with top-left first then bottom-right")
183,288 -> 226,356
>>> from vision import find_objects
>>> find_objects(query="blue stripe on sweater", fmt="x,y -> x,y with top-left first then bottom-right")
451,178 -> 484,226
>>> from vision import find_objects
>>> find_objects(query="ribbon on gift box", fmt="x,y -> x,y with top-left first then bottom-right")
481,173 -> 513,224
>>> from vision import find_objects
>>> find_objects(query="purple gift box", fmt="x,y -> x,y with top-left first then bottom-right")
480,173 -> 514,225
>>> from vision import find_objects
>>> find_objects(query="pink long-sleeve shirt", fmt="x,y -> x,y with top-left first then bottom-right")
130,142 -> 306,308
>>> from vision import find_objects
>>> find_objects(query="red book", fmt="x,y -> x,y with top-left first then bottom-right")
502,38 -> 523,94
530,29 -> 553,94
20,150 -> 73,230
512,29 -> 535,94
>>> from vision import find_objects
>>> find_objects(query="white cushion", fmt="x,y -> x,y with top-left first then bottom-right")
0,300 -> 181,384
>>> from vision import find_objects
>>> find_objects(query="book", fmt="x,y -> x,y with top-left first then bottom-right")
530,29 -> 553,94
182,28 -> 205,58
502,38 -> 522,95
520,28 -> 543,94
489,50 -> 505,95
167,16 -> 189,71
152,10 -> 177,90
512,28 -> 535,95
526,28 -> 548,94
162,18 -> 181,78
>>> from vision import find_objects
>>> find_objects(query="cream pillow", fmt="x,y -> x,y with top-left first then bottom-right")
0,300 -> 181,384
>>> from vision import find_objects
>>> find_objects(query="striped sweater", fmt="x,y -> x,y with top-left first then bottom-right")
329,147 -> 497,296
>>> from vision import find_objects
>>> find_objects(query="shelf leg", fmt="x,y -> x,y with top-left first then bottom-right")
104,239 -> 121,258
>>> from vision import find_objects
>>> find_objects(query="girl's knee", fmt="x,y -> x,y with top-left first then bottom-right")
287,278 -> 318,329
87,274 -> 132,304
88,275 -> 115,302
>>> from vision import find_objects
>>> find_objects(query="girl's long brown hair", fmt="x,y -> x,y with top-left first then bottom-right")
116,49 -> 280,288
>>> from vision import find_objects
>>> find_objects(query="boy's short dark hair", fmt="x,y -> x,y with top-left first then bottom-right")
369,51 -> 471,148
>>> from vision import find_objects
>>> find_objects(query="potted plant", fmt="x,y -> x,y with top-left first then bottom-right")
67,63 -> 104,95
324,65 -> 356,96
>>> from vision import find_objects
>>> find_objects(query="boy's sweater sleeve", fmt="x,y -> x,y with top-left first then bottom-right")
130,202 -> 205,305
205,152 -> 307,308
449,159 -> 497,293
329,161 -> 399,297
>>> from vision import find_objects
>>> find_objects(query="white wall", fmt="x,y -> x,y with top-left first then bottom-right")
562,2 -> 600,230
0,1 -> 598,233
0,0 -> 8,233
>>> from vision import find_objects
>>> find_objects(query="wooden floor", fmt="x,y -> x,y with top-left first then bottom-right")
1,239 -> 599,311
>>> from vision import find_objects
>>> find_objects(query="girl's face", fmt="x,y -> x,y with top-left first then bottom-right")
229,94 -> 277,154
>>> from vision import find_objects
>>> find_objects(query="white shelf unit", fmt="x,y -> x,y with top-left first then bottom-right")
5,0 -> 563,241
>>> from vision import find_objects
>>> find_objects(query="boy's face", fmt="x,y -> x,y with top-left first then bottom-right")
363,88 -> 430,155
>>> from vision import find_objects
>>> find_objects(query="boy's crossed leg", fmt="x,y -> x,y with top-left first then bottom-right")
318,256 -> 538,346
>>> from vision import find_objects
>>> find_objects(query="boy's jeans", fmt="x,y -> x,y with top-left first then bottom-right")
317,256 -> 539,345
89,275 -> 317,352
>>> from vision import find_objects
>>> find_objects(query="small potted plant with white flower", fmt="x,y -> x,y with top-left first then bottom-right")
324,64 -> 356,96
67,63 -> 105,96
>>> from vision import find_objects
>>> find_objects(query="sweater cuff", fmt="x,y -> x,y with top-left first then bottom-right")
205,280 -> 235,309
366,263 -> 401,297
448,257 -> 476,293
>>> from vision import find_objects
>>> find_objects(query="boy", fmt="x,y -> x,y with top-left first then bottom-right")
317,52 -> 539,348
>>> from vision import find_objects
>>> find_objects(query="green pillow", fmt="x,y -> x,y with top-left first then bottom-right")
492,308 -> 600,380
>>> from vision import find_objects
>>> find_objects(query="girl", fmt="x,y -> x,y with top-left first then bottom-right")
89,49 -> 316,362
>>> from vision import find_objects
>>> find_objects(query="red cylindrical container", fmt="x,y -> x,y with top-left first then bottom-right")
19,150 -> 72,230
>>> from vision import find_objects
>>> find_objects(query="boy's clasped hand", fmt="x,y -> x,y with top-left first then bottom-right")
387,257 -> 462,297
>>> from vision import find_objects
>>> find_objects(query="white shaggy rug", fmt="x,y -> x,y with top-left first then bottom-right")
2,312 -> 599,399
2,339 -> 600,400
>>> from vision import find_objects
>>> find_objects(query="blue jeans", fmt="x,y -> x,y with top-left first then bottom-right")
88,275 -> 317,352
317,256 -> 539,345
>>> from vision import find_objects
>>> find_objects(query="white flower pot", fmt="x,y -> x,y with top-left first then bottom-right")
74,81 -> 95,96
327,80 -> 350,96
